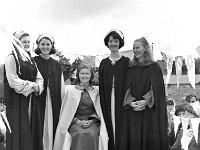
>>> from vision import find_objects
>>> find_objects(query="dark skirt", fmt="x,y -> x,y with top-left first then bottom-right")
120,108 -> 164,150
69,124 -> 100,150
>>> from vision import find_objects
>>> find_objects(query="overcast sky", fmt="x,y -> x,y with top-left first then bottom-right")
1,0 -> 200,61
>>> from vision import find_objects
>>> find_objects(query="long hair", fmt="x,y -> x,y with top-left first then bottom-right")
130,37 -> 154,67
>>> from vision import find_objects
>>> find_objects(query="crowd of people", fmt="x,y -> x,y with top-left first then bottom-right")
167,96 -> 200,150
1,29 -> 200,150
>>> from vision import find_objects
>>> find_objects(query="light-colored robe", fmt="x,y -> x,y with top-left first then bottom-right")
53,85 -> 108,150
43,73 -> 65,150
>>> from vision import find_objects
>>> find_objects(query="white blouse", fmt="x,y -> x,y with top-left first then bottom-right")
5,55 -> 44,97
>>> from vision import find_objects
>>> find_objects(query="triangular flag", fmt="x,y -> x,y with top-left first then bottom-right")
173,115 -> 181,136
190,118 -> 200,145
166,55 -> 173,86
185,55 -> 195,89
175,56 -> 183,89
181,117 -> 189,133
160,52 -> 167,61
181,131 -> 193,150
190,101 -> 200,116
181,117 -> 190,150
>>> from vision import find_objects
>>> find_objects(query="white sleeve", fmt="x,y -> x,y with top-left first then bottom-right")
5,55 -> 35,97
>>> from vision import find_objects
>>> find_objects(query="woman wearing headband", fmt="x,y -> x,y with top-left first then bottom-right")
34,33 -> 65,150
119,37 -> 168,150
53,63 -> 108,150
99,29 -> 130,150
4,30 -> 44,150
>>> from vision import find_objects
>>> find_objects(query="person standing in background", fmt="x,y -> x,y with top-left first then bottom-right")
4,30 -> 44,150
34,33 -> 65,150
99,29 -> 130,150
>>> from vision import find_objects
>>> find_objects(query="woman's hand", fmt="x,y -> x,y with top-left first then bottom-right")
131,100 -> 147,111
136,100 -> 147,108
130,102 -> 139,109
76,120 -> 91,129
32,82 -> 39,93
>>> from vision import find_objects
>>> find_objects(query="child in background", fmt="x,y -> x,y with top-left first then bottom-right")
167,98 -> 176,115
166,98 -> 176,149
186,95 -> 198,104
170,103 -> 200,150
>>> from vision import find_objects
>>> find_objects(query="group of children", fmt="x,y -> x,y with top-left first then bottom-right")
166,96 -> 200,150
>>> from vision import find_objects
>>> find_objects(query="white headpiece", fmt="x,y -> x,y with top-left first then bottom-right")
13,30 -> 29,40
36,33 -> 54,44
12,36 -> 32,75
106,29 -> 124,39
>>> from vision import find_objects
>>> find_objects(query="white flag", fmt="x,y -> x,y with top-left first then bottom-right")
180,117 -> 191,150
173,115 -> 181,136
190,118 -> 200,145
175,56 -> 183,89
185,55 -> 195,89
181,117 -> 189,133
166,55 -> 173,86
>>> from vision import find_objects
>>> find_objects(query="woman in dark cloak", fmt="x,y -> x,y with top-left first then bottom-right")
119,37 -> 168,150
99,29 -> 130,150
34,34 -> 65,150
4,31 -> 44,150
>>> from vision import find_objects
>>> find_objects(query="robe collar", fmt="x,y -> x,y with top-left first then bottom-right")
75,84 -> 94,91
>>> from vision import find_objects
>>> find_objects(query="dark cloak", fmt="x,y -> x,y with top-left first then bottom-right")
34,56 -> 62,140
99,56 -> 129,150
119,62 -> 168,150
4,55 -> 43,150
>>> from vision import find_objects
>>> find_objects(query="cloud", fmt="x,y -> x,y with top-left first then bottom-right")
38,0 -> 138,23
